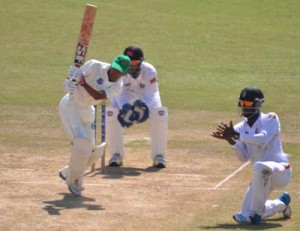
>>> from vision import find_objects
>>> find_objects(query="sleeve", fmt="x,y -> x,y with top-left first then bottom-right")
142,68 -> 162,109
81,59 -> 99,76
115,93 -> 130,109
104,79 -> 123,100
232,122 -> 250,162
231,141 -> 250,162
239,113 -> 280,147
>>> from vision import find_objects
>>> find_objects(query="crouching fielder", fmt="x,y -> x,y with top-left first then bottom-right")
58,55 -> 130,196
107,46 -> 168,168
212,86 -> 292,225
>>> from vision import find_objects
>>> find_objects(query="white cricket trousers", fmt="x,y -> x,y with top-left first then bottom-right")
59,94 -> 95,145
241,161 -> 292,217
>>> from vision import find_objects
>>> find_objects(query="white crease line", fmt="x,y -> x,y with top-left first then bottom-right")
214,161 -> 250,190
9,181 -> 231,191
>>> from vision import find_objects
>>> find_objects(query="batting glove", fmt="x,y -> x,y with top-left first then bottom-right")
68,66 -> 85,83
63,79 -> 77,94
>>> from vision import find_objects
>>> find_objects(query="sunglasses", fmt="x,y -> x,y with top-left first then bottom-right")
130,60 -> 142,66
239,101 -> 254,107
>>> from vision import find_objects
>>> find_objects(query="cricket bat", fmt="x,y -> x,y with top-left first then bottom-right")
91,100 -> 106,173
74,4 -> 97,67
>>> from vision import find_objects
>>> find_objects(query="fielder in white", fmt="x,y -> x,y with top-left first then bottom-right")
58,55 -> 131,196
107,46 -> 168,168
212,86 -> 292,225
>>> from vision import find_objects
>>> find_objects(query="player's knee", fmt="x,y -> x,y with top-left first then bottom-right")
254,161 -> 272,175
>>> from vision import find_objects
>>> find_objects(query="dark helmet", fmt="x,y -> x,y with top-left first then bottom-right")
123,46 -> 144,61
238,86 -> 264,107
238,86 -> 264,118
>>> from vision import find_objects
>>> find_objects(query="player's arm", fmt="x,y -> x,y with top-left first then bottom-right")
142,69 -> 161,108
78,76 -> 107,100
239,113 -> 279,146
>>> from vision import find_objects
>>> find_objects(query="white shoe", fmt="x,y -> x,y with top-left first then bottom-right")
153,154 -> 166,168
68,184 -> 84,196
108,153 -> 123,167
59,166 -> 68,181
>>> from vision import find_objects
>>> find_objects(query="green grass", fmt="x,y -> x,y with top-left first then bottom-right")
0,0 -> 299,230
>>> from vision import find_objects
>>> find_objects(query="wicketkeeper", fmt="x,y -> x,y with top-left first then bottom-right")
107,46 -> 168,168
58,55 -> 131,196
211,86 -> 292,225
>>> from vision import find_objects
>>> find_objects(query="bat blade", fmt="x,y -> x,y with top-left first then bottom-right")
74,4 -> 97,67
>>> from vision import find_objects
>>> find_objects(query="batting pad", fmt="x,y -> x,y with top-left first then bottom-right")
86,142 -> 106,168
150,107 -> 168,158
106,107 -> 125,158
66,138 -> 92,186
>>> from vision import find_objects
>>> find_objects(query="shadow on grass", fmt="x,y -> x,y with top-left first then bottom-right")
85,165 -> 163,179
43,193 -> 105,216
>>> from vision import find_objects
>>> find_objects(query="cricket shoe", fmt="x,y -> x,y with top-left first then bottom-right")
153,154 -> 166,168
250,213 -> 262,225
59,166 -> 68,181
233,213 -> 252,224
108,153 -> 123,167
68,184 -> 85,196
233,213 -> 261,225
278,192 -> 291,219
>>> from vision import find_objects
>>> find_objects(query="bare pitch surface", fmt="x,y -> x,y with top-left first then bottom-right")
0,108 -> 298,231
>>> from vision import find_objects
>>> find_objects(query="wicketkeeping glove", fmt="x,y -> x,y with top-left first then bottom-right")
132,100 -> 149,123
117,103 -> 136,128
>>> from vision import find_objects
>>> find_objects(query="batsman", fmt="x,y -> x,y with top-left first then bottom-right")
58,55 -> 131,196
107,46 -> 168,168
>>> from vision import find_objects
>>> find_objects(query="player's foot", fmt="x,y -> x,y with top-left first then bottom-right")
278,192 -> 291,219
233,213 -> 252,224
233,213 -> 261,225
283,205 -> 292,219
153,154 -> 166,168
108,153 -> 123,167
250,213 -> 262,225
68,184 -> 84,196
59,166 -> 68,181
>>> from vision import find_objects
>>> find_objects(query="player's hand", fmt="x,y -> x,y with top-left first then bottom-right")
63,79 -> 77,93
211,121 -> 237,145
77,75 -> 86,86
68,66 -> 85,83
132,100 -> 149,123
117,103 -> 135,128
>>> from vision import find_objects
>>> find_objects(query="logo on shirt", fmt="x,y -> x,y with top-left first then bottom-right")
140,83 -> 145,88
150,77 -> 156,84
97,78 -> 104,85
